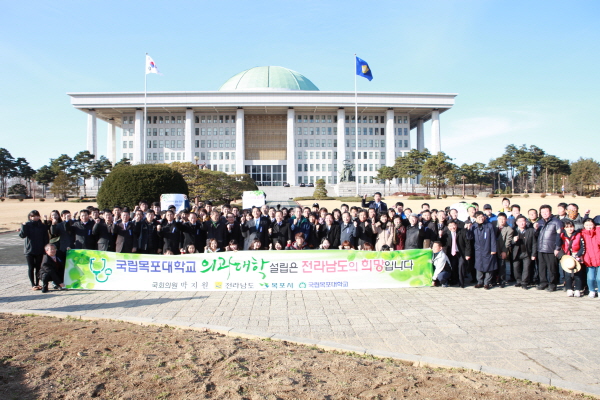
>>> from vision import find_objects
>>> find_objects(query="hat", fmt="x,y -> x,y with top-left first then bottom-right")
560,255 -> 581,274
483,204 -> 492,210
313,203 -> 319,207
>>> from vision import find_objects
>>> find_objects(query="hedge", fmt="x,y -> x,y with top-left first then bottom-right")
97,164 -> 188,210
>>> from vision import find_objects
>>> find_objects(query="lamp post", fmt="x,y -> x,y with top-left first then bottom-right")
194,155 -> 199,167
461,175 -> 466,198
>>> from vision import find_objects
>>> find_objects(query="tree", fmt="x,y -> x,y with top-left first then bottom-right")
50,172 -> 78,201
15,157 -> 36,196
113,158 -> 131,168
313,179 -> 328,199
569,158 -> 600,195
394,149 -> 431,192
421,152 -> 454,198
375,166 -> 396,195
0,148 -> 17,197
96,164 -> 188,209
8,183 -> 27,195
91,156 -> 113,184
73,150 -> 96,196
35,165 -> 56,198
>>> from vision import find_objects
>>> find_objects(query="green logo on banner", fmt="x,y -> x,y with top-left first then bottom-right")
89,258 -> 112,283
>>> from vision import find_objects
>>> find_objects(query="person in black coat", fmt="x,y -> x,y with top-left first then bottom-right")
158,209 -> 182,254
470,211 -> 497,289
240,208 -> 269,250
318,214 -> 341,249
202,210 -> 227,250
512,215 -> 538,288
354,210 -> 374,249
114,207 -> 136,253
224,211 -> 242,249
50,210 -> 74,261
361,192 -> 388,214
67,209 -> 96,250
134,209 -> 162,254
93,212 -> 116,252
40,244 -> 66,293
443,221 -> 472,288
269,211 -> 292,249
19,210 -> 49,290
405,214 -> 426,250
181,211 -> 206,253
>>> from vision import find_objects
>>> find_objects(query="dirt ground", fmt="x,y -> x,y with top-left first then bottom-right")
0,200 -> 99,233
0,314 -> 591,400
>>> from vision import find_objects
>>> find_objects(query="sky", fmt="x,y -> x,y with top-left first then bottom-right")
1,0 -> 598,169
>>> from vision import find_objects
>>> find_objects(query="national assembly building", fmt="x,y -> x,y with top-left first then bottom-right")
68,66 -> 456,187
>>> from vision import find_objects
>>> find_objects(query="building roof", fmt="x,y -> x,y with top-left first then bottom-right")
218,66 -> 319,91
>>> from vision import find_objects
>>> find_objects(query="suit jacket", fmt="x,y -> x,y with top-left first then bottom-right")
92,220 -> 116,252
512,226 -> 537,261
355,220 -> 374,248
240,218 -> 269,250
361,199 -> 388,213
318,223 -> 341,249
159,220 -> 182,254
134,219 -> 161,253
114,220 -> 136,253
201,220 -> 227,249
50,220 -> 74,252
67,219 -> 96,250
181,221 -> 206,252
270,221 -> 292,248
443,229 -> 472,259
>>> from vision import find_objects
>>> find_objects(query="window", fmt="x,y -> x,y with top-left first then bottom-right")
304,128 -> 308,135
201,140 -> 205,148
225,115 -> 229,123
231,152 -> 235,159
159,117 -> 163,124
201,152 -> 205,160
159,140 -> 164,148
381,151 -> 385,159
304,139 -> 308,147
404,140 -> 409,147
219,128 -> 224,136
159,128 -> 164,136
207,128 -> 212,136
310,115 -> 314,123
219,140 -> 223,148
369,140 -> 374,147
404,128 -> 408,135
219,152 -> 224,160
304,115 -> 308,123
315,127 -> 320,135
298,151 -> 302,159
129,141 -> 133,148
297,127 -> 302,135
381,140 -> 385,147
309,151 -> 314,159
369,116 -> 373,123
369,152 -> 373,159
316,152 -> 320,159
225,128 -> 229,136
195,128 -> 199,136
146,153 -> 151,160
195,140 -> 199,148
309,139 -> 314,147
231,128 -> 235,135
219,115 -> 224,123
146,140 -> 151,148
316,164 -> 320,172
232,115 -> 236,123
231,140 -> 235,148
153,128 -> 157,136
310,164 -> 314,171
297,115 -> 302,123
201,115 -> 206,123
177,152 -> 181,160
177,128 -> 182,136
298,164 -> 302,172
381,128 -> 384,135
146,128 -> 151,136
327,139 -> 332,147
177,116 -> 182,124
404,116 -> 408,123
304,164 -> 308,171
152,140 -> 157,148
225,140 -> 229,148
297,139 -> 302,147
165,116 -> 170,124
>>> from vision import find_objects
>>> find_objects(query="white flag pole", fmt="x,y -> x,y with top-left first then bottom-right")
143,53 -> 148,164
354,54 -> 359,197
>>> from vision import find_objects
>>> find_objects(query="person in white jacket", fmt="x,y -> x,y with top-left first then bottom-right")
432,241 -> 451,287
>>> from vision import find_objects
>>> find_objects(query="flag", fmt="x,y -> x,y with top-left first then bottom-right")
146,54 -> 160,75
356,56 -> 373,81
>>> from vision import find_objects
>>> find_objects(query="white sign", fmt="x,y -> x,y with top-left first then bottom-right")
160,193 -> 189,212
242,190 -> 266,209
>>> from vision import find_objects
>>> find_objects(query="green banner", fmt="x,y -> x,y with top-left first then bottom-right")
65,249 -> 433,291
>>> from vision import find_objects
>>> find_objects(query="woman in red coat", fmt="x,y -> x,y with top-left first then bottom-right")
581,218 -> 600,298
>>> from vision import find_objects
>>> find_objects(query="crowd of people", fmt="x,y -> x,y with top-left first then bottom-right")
19,193 -> 600,298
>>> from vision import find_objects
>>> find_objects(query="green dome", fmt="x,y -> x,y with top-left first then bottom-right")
219,66 -> 319,91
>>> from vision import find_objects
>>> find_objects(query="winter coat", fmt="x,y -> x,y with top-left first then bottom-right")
470,222 -> 498,272
339,222 -> 356,248
114,220 -> 136,253
536,215 -> 563,253
393,225 -> 406,250
558,231 -> 584,258
19,220 -> 49,255
581,227 -> 600,267
404,224 -> 425,250
373,222 -> 394,251
68,219 -> 96,250
511,227 -> 538,261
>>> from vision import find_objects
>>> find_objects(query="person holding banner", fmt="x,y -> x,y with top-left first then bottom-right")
317,214 -> 341,250
431,241 -> 451,287
241,207 -> 269,250
354,210 -> 374,249
68,209 -> 96,250
269,210 -> 292,250
339,212 -> 356,249
286,232 -> 309,250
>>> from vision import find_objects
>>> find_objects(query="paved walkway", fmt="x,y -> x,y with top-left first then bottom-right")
1,233 -> 599,395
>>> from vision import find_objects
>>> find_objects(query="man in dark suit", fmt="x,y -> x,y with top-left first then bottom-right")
134,209 -> 162,254
201,210 -> 227,251
443,221 -> 472,288
40,244 -> 65,293
241,207 -> 269,250
158,209 -> 182,254
354,210 -> 373,249
68,209 -> 96,250
225,211 -> 242,248
318,214 -> 341,249
269,210 -> 292,249
512,215 -> 538,288
93,211 -> 116,252
181,211 -> 206,253
114,207 -> 136,253
361,192 -> 388,214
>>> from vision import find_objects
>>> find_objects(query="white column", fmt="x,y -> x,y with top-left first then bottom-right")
134,109 -> 143,164
86,110 -> 97,156
185,108 -> 194,162
385,109 -> 395,167
286,108 -> 296,186
235,108 -> 245,174
336,108 -> 345,182
107,122 -> 116,163
431,110 -> 440,154
416,118 -> 424,151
